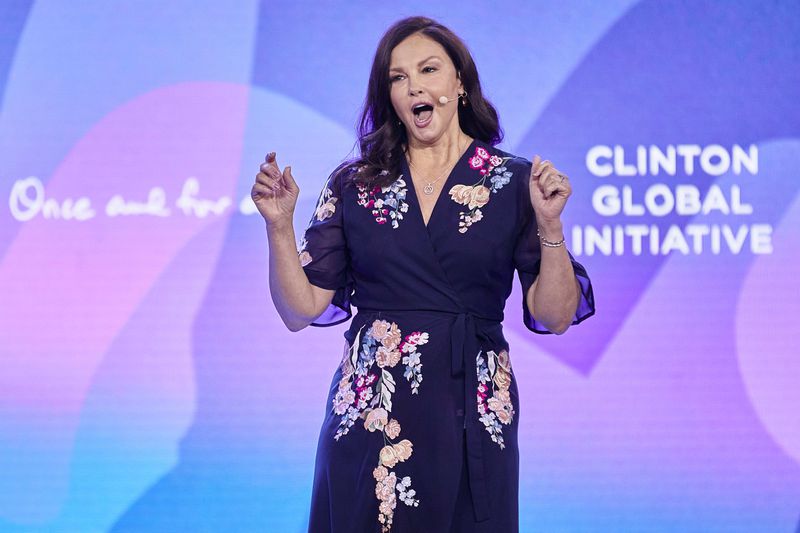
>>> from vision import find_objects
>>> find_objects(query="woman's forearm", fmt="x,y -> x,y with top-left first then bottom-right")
526,221 -> 580,334
266,221 -> 328,331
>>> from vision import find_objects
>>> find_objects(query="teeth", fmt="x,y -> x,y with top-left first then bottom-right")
412,103 -> 432,115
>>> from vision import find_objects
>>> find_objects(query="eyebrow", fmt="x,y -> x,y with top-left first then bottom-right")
388,55 -> 442,73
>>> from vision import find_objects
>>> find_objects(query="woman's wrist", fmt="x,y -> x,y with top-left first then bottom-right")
537,229 -> 565,248
536,219 -> 564,244
265,217 -> 295,236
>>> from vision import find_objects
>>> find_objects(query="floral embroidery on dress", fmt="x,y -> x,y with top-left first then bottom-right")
449,146 -> 513,233
332,319 -> 428,531
297,175 -> 339,266
297,234 -> 313,266
402,331 -> 428,394
476,349 -> 515,449
357,174 -> 410,228
314,184 -> 338,221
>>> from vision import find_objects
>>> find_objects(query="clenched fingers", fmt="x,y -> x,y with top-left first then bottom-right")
255,171 -> 283,192
531,154 -> 572,198
251,181 -> 273,200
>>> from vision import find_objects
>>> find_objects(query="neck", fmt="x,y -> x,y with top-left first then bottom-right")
405,126 -> 472,171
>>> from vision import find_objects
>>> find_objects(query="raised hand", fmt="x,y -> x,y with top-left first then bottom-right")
251,152 -> 300,228
529,154 -> 571,229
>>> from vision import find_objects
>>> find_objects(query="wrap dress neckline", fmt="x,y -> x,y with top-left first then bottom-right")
402,137 -> 477,230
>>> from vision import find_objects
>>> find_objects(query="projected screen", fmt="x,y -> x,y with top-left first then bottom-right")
1,1 -> 798,532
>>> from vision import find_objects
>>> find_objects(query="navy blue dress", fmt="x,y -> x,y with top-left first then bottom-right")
299,139 -> 594,532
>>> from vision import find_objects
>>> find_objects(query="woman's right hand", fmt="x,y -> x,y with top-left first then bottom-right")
252,152 -> 300,228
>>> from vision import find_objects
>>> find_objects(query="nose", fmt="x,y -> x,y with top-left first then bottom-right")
407,75 -> 423,96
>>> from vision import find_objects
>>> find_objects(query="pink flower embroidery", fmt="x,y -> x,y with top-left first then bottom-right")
333,321 -> 426,531
376,346 -> 401,368
404,331 -> 429,346
468,185 -> 490,210
371,320 -> 390,340
469,155 -> 485,169
476,349 -> 515,448
385,418 -> 401,439
450,148 -> 513,234
364,408 -> 389,432
314,186 -> 338,221
373,465 -> 388,481
379,439 -> 413,468
382,323 -> 402,350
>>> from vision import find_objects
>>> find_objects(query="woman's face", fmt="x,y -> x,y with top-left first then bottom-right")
389,33 -> 464,146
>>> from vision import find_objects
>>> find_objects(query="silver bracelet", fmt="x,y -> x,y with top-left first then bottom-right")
537,229 -> 565,248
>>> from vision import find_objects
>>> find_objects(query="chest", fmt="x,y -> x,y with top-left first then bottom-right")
345,166 -> 520,281
414,180 -> 445,227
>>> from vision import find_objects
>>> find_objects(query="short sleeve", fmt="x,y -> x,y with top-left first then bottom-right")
298,169 -> 354,327
512,159 -> 595,334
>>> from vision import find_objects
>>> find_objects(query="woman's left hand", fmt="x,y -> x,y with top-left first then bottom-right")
529,154 -> 572,226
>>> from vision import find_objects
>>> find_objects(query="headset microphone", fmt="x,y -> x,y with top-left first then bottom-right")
438,95 -> 457,105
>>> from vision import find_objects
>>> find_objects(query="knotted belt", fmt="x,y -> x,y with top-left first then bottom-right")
450,310 -> 493,522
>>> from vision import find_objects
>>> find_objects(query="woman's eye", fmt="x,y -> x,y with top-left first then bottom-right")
422,66 -> 436,73
390,75 -> 404,82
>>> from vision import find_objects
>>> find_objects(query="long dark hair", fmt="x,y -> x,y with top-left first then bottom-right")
336,16 -> 503,188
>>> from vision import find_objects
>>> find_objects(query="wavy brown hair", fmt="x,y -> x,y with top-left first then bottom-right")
335,16 -> 503,188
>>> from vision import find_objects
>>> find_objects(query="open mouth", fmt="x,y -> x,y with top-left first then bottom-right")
412,104 -> 433,125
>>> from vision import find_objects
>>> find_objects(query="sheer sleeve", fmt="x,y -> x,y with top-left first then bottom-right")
512,159 -> 595,334
298,168 -> 354,327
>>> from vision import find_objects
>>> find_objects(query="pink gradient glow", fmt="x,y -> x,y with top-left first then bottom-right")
0,82 -> 249,520
737,191 -> 800,466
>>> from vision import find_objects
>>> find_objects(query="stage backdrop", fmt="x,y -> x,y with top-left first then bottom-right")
1,1 -> 798,532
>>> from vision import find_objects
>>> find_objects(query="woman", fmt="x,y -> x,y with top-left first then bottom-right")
252,16 -> 594,533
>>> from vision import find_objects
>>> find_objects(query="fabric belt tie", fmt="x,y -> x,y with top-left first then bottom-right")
450,311 -> 490,522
